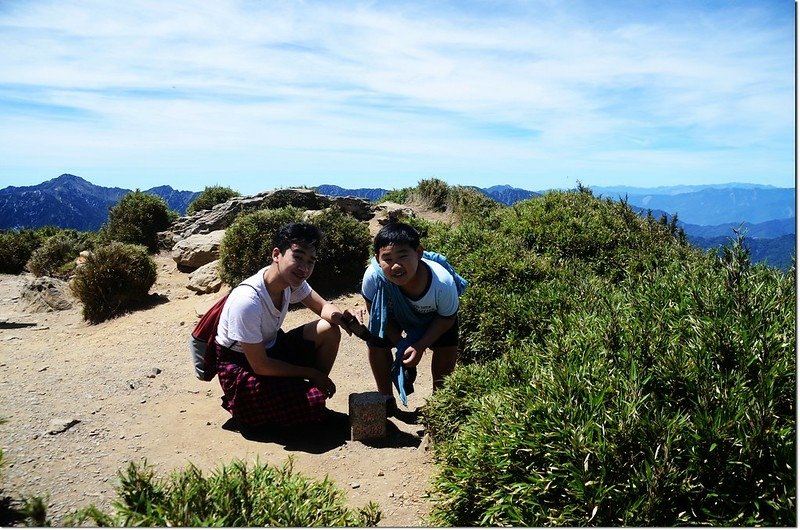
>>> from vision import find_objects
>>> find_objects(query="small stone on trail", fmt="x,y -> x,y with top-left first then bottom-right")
146,367 -> 162,378
47,418 -> 80,435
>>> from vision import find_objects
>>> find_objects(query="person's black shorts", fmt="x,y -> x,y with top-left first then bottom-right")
266,325 -> 316,367
368,317 -> 459,350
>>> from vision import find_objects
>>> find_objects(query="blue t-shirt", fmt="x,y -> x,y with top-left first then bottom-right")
361,257 -> 459,319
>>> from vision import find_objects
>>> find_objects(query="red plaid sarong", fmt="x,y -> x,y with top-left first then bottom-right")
215,327 -> 327,427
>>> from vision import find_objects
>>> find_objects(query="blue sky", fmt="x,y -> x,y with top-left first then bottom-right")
0,0 -> 794,194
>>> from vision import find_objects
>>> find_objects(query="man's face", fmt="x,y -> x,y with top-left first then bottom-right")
376,243 -> 420,287
275,243 -> 316,287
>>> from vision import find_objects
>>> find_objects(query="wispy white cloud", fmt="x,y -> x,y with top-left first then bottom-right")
0,0 -> 793,192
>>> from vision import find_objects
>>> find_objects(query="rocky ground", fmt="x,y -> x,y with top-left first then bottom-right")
0,252 -> 439,527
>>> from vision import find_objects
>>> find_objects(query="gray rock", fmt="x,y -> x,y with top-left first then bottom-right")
187,260 -> 223,294
171,230 -> 226,269
20,276 -> 73,312
47,418 -> 80,435
159,188 -> 374,249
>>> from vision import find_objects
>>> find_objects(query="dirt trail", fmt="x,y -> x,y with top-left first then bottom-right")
0,253 -> 437,526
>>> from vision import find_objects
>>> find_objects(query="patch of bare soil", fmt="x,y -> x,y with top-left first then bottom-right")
0,253 -> 438,526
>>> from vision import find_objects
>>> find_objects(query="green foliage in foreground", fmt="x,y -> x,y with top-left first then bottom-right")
419,189 -> 796,526
66,459 -> 381,527
186,185 -> 240,216
70,242 -> 157,323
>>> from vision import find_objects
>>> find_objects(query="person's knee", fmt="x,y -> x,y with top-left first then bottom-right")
306,319 -> 341,345
321,319 -> 341,342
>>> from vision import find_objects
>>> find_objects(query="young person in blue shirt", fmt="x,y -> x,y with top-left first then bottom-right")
361,222 -> 466,412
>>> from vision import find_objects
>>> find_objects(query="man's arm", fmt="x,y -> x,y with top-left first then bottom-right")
401,314 -> 456,367
301,288 -> 352,331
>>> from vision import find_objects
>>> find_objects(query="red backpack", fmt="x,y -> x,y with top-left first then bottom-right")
188,284 -> 255,381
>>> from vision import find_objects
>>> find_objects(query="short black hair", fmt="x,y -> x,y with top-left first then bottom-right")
373,222 -> 420,254
274,222 -> 323,253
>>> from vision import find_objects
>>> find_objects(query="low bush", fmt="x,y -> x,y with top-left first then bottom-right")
218,207 -> 304,287
70,242 -> 157,323
66,459 -> 381,527
27,230 -> 96,279
308,208 -> 371,297
0,229 -> 44,274
380,178 -> 501,223
101,191 -> 177,253
186,185 -> 240,215
424,224 -> 796,526
219,207 -> 370,295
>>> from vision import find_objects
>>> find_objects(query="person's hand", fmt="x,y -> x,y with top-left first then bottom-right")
340,309 -> 371,341
401,343 -> 424,367
310,370 -> 336,398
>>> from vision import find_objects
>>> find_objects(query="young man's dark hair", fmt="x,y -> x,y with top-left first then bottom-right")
372,222 -> 420,254
274,222 -> 323,253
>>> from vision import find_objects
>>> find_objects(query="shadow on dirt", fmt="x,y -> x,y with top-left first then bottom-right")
221,410 -> 422,453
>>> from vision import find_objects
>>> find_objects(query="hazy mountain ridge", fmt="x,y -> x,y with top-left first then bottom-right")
602,187 -> 794,225
0,174 -> 199,231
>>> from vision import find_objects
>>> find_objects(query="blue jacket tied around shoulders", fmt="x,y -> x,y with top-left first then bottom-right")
367,251 -> 468,406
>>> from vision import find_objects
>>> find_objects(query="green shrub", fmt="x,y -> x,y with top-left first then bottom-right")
262,189 -> 329,210
101,190 -> 177,253
424,226 -> 796,526
380,179 -> 501,223
0,229 -> 44,274
27,230 -> 96,279
309,208 -> 371,297
66,459 -> 381,527
186,185 -> 240,216
415,178 -> 451,211
218,207 -> 304,287
218,207 -> 370,296
70,242 -> 157,323
379,188 -> 409,204
447,186 -> 502,222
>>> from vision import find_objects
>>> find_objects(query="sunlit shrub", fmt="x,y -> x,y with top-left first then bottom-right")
186,185 -> 240,215
70,242 -> 157,323
27,230 -> 96,279
101,190 -> 177,253
66,459 -> 381,527
0,229 -> 43,274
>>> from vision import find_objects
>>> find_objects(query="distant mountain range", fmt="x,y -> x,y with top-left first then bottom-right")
314,183 -> 541,205
0,174 -> 198,231
0,175 -> 793,268
315,182 -> 795,270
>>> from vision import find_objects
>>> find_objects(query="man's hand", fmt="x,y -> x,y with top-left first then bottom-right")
340,309 -> 372,341
309,370 -> 336,398
401,343 -> 424,367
